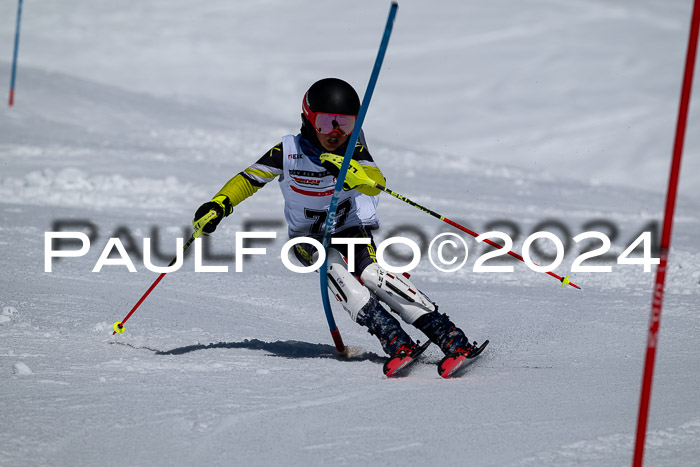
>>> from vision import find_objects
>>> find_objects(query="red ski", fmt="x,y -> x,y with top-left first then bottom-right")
438,340 -> 489,379
383,341 -> 432,377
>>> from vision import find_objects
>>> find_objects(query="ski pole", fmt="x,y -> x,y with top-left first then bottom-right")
112,209 -> 218,335
319,1 -> 400,355
375,182 -> 581,289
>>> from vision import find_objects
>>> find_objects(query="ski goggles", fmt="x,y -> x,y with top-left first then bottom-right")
303,100 -> 357,136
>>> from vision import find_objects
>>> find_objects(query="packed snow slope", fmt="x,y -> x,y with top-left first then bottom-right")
1,0 -> 699,194
1,1 -> 700,466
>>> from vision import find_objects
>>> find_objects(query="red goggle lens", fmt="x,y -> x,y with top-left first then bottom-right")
303,97 -> 357,135
312,113 -> 356,135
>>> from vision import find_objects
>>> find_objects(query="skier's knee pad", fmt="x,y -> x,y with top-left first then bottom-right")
294,243 -> 347,269
327,262 -> 371,322
360,263 -> 437,324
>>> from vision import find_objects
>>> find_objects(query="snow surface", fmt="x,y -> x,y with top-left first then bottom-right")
1,1 -> 699,466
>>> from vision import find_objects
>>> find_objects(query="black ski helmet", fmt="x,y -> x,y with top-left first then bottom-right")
302,78 -> 361,131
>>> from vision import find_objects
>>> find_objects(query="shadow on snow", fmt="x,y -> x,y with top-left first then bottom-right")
111,339 -> 385,363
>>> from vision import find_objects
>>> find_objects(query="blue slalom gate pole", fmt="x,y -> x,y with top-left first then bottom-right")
8,0 -> 23,107
319,2 -> 399,354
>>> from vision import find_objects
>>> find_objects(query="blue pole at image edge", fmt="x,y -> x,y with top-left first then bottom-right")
9,0 -> 24,107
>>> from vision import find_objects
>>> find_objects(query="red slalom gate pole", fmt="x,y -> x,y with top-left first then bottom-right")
633,1 -> 700,465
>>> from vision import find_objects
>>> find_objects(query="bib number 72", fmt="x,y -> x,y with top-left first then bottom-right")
304,199 -> 353,235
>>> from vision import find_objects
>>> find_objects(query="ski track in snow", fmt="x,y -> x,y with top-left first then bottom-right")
508,419 -> 700,467
2,1 -> 700,466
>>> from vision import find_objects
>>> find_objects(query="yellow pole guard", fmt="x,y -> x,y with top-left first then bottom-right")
192,209 -> 219,238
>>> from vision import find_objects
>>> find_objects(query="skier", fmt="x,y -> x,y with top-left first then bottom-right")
193,77 -> 477,367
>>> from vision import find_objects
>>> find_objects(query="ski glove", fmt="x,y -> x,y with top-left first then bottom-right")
193,195 -> 233,235
320,153 -> 377,191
